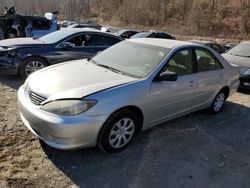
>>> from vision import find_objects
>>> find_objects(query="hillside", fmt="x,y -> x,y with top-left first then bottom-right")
0,0 -> 250,39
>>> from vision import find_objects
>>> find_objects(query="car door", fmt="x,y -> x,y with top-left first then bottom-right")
56,33 -> 121,62
191,48 -> 225,109
146,48 -> 197,125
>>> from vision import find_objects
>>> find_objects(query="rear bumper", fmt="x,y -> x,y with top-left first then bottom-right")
18,85 -> 108,150
0,57 -> 20,75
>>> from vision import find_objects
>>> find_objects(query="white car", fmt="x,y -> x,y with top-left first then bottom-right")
222,41 -> 250,89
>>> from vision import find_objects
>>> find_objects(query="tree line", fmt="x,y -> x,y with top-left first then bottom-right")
1,0 -> 250,39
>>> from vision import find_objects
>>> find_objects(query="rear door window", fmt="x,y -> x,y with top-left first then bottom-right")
64,34 -> 120,47
65,34 -> 93,47
91,34 -> 121,46
195,48 -> 223,72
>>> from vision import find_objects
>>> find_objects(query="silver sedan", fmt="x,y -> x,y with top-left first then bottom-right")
18,39 -> 240,153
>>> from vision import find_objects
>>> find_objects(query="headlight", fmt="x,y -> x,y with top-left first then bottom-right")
2,49 -> 18,57
7,49 -> 18,57
40,100 -> 97,116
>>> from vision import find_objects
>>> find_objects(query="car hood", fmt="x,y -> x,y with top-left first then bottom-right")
222,53 -> 250,68
27,59 -> 138,101
0,38 -> 44,48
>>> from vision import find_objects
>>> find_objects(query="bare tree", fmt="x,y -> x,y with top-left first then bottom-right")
0,0 -> 249,39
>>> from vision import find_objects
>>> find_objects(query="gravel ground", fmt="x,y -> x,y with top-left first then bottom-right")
0,75 -> 250,188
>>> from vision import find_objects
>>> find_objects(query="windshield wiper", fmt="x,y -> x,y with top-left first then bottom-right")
96,64 -> 124,75
230,53 -> 250,58
88,59 -> 138,77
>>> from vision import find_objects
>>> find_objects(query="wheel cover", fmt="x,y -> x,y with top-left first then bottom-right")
109,118 -> 135,149
25,61 -> 45,76
214,93 -> 225,112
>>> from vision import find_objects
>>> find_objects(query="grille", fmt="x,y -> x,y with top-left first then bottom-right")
28,90 -> 47,105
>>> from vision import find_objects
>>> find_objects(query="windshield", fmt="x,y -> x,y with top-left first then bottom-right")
130,32 -> 150,39
227,42 -> 250,57
91,41 -> 170,78
39,30 -> 74,44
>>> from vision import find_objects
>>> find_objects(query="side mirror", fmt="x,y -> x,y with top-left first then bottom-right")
156,71 -> 177,81
61,42 -> 74,49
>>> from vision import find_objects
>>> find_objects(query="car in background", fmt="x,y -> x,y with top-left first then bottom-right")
189,40 -> 225,54
0,28 -> 123,78
64,20 -> 102,30
101,26 -> 111,33
222,41 -> 250,89
131,31 -> 176,40
59,20 -> 78,28
66,23 -> 102,30
18,39 -> 239,153
0,7 -> 58,39
115,29 -> 139,39
224,42 -> 238,52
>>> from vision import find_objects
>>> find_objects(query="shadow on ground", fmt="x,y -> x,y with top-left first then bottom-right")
0,75 -> 23,90
1,75 -> 249,187
42,100 -> 250,188
237,87 -> 250,95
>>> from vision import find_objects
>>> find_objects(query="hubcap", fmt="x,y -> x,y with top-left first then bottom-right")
109,118 -> 135,149
25,61 -> 45,76
214,93 -> 225,112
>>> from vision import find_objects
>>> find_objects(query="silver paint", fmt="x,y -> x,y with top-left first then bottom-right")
18,39 -> 240,150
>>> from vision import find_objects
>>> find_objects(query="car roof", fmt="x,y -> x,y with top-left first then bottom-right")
63,28 -> 110,34
128,38 -> 196,49
61,28 -> 123,39
63,28 -> 99,32
1,14 -> 49,21
118,29 -> 138,33
189,40 -> 215,45
240,41 -> 250,44
138,32 -> 151,35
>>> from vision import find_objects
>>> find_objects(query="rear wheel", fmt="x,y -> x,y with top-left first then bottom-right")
208,90 -> 227,114
97,109 -> 140,153
19,57 -> 47,79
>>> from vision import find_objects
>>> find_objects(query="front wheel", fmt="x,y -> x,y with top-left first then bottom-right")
208,90 -> 227,114
19,57 -> 47,79
97,109 -> 140,153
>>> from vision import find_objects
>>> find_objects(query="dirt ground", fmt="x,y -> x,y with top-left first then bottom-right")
0,75 -> 250,188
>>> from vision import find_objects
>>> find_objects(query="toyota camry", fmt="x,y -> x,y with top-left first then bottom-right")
18,39 -> 240,153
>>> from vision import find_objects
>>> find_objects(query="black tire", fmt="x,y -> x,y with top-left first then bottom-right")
208,90 -> 227,114
97,109 -> 140,153
19,57 -> 47,79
